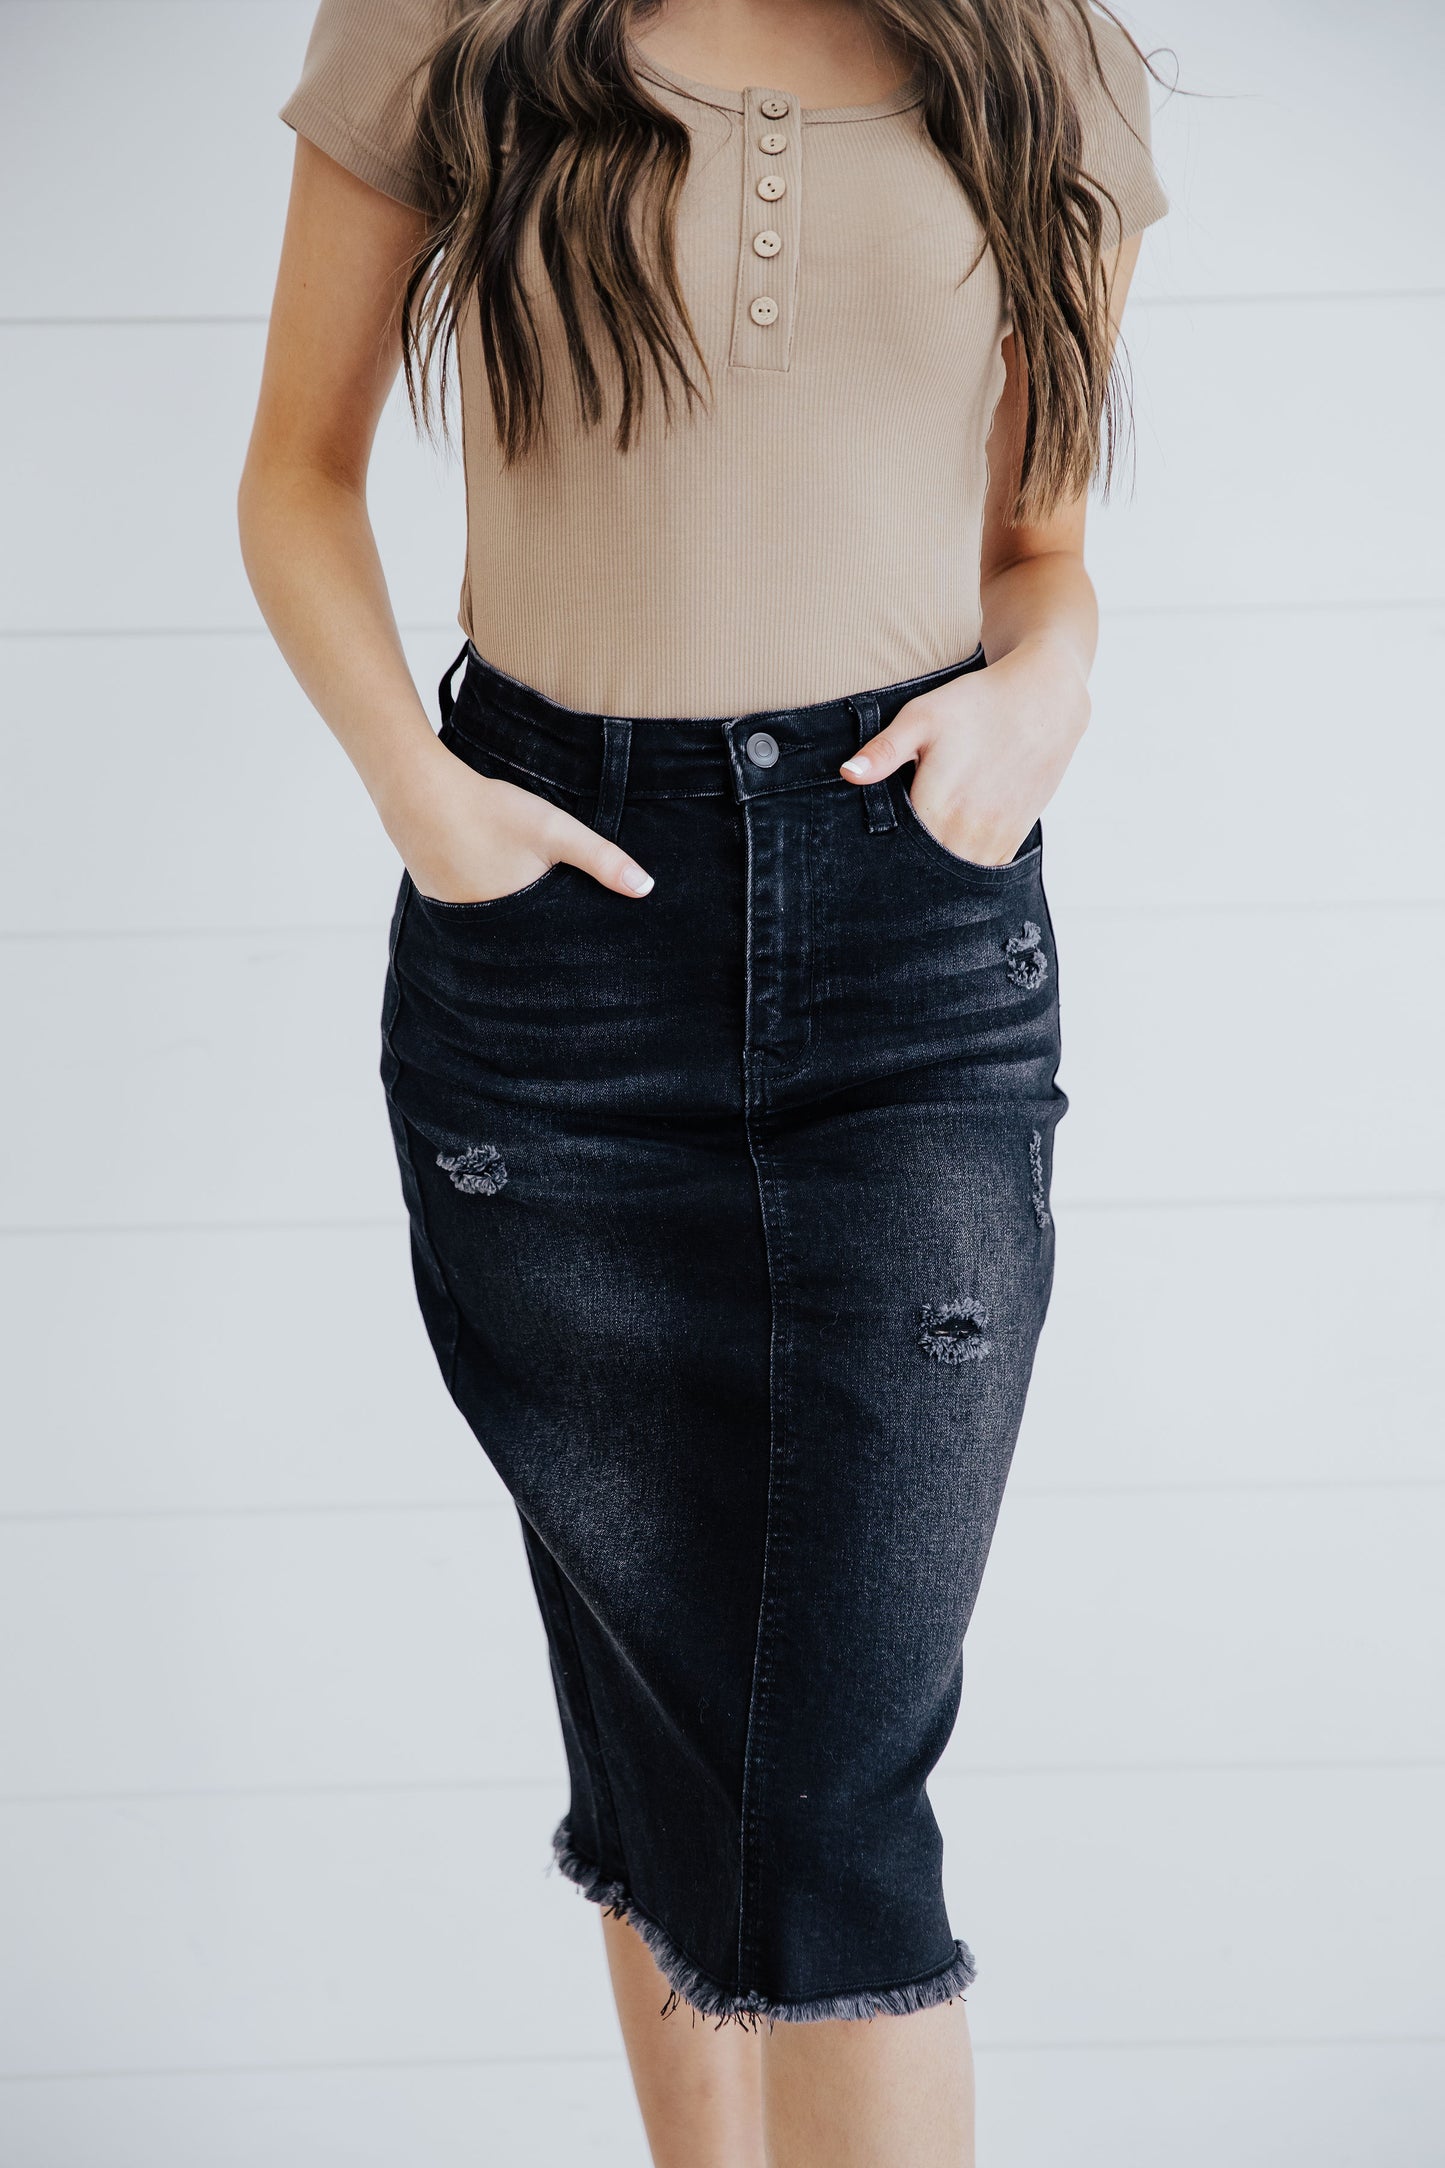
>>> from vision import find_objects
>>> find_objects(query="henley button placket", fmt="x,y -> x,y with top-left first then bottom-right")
730,88 -> 802,371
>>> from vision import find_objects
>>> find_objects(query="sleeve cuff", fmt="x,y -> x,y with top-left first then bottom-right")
279,90 -> 429,212
1113,171 -> 1170,246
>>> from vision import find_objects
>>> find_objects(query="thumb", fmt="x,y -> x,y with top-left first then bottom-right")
839,709 -> 930,785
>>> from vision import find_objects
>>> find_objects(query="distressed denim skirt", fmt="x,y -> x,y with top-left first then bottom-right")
380,641 -> 1066,2025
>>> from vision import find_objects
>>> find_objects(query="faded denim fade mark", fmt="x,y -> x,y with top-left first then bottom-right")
1028,1130 -> 1051,1230
1003,920 -> 1048,991
917,1299 -> 991,1365
436,1143 -> 509,1196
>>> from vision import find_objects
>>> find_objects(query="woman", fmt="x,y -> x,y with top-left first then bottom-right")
240,0 -> 1167,2158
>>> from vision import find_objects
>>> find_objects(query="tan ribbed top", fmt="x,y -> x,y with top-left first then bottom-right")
281,2 -> 1167,716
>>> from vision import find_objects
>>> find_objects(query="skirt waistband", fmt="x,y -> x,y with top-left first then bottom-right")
442,641 -> 987,805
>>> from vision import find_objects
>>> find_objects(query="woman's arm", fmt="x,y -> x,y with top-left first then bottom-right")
838,234 -> 1144,865
238,138 -> 654,903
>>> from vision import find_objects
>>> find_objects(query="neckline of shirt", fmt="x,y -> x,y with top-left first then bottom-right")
629,41 -> 925,124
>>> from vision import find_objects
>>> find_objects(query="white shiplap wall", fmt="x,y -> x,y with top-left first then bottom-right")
1,3 -> 1442,2163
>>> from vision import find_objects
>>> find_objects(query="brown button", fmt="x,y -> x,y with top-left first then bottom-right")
758,131 -> 788,154
759,96 -> 789,118
752,229 -> 782,258
749,296 -> 779,327
756,174 -> 786,202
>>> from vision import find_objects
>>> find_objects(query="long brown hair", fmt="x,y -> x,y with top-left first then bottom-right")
402,0 -> 1159,519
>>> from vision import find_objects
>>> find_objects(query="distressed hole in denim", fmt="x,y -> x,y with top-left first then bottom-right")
1004,919 -> 1048,990
436,1143 -> 508,1197
1028,1130 -> 1051,1230
918,1299 -> 991,1365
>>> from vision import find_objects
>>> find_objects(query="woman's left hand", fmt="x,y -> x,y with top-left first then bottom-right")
838,636 -> 1092,868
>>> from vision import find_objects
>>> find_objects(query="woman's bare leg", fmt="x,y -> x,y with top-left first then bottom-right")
761,2000 -> 975,2168
601,1913 -> 766,2168
604,1909 -> 973,2168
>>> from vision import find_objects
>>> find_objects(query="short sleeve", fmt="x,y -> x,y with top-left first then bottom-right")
279,0 -> 448,212
1055,6 -> 1169,248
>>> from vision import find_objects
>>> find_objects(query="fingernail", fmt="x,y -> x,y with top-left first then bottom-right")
622,866 -> 654,896
841,754 -> 871,777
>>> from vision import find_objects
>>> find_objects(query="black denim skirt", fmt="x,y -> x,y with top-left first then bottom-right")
380,643 -> 1066,2024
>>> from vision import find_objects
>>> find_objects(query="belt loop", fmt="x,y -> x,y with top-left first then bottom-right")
595,716 -> 633,844
851,693 -> 897,835
437,641 -> 470,730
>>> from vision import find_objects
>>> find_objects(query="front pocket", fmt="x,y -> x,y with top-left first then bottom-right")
412,722 -> 595,917
412,860 -> 573,917
894,773 -> 1043,891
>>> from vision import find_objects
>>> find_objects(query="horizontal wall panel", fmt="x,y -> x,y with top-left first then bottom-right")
2,302 -> 1440,635
1086,295 -> 1445,612
0,1787 -> 610,2072
0,2061 -> 649,2168
0,1770 -> 1437,2070
3,5 -> 1439,321
0,930 -> 399,1229
1023,1197 -> 1444,1491
1135,0 -> 1445,301
975,2039 -> 1445,2168
0,1226 -> 498,1515
0,1486 -> 1437,1798
0,326 -> 465,635
3,2041 -> 1440,2168
2,609 -> 1440,939
1,1197 -> 1435,1518
0,3 -> 304,320
947,1483 -> 1445,1773
0,906 -> 1439,1232
0,632 -> 459,939
0,1512 -> 563,1798
1045,604 -> 1445,912
1048,900 -> 1444,1206
943,1767 -> 1445,2047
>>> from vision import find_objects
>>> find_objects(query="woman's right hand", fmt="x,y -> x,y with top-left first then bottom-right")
383,737 -> 655,905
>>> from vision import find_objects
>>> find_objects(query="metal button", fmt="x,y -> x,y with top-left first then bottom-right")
758,130 -> 788,154
746,731 -> 780,768
759,96 -> 789,118
752,229 -> 782,258
748,296 -> 779,326
756,174 -> 786,202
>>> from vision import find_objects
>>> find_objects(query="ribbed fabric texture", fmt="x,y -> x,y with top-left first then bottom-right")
281,2 -> 1169,718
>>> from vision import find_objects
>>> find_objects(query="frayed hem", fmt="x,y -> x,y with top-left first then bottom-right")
550,1821 -> 977,2028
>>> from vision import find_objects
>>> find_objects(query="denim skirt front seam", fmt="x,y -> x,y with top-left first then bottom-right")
379,642 -> 1067,2024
